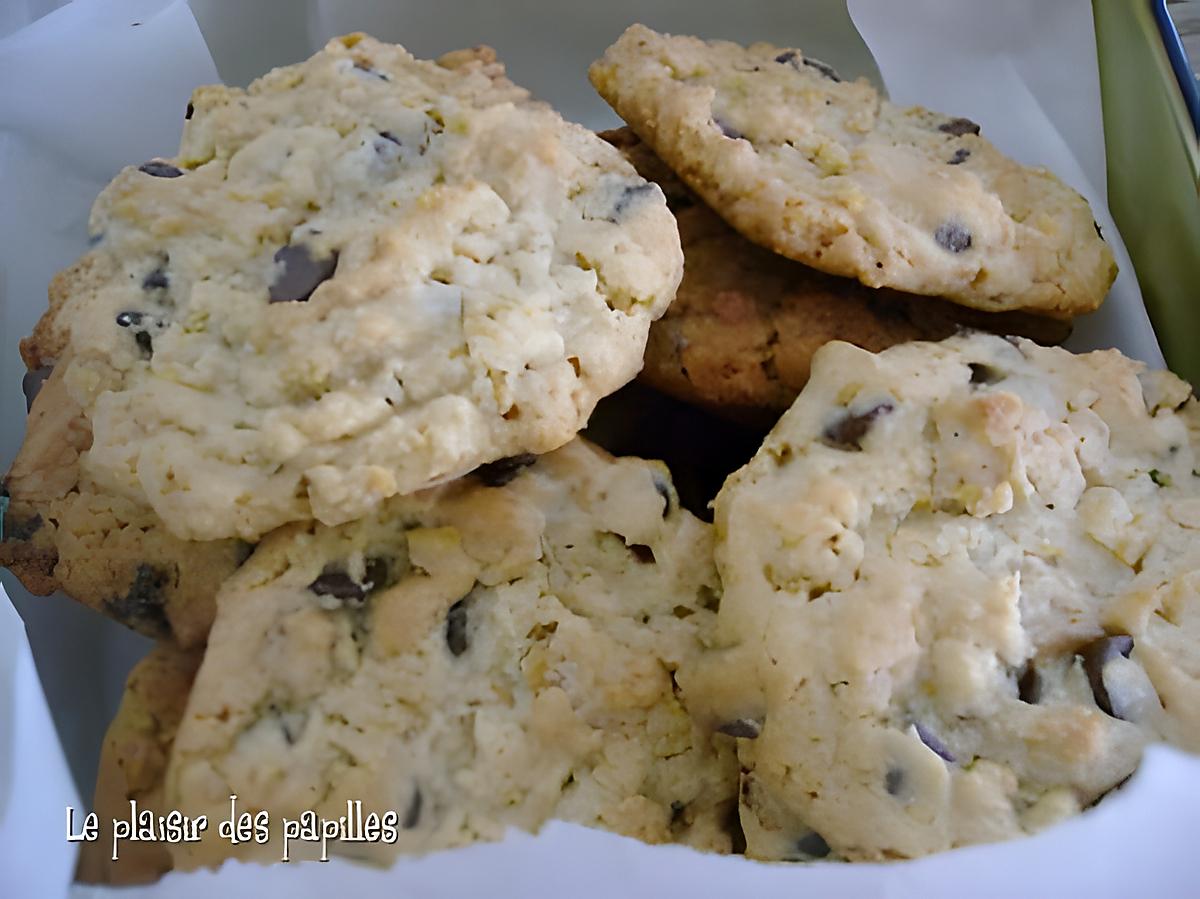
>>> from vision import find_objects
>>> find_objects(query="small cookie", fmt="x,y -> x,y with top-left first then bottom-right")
78,645 -> 203,885
602,128 -> 1071,423
591,26 -> 1116,316
687,333 -> 1199,860
32,34 -> 681,543
161,439 -> 735,870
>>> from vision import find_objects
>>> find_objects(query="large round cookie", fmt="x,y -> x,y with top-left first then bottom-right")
601,128 -> 1071,423
686,333 -> 1200,861
33,34 -> 681,543
162,439 -> 736,870
590,26 -> 1115,317
1,47 -> 519,645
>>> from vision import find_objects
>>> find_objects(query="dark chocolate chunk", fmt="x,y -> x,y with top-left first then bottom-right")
185,101 -> 194,120
142,268 -> 169,291
948,148 -> 971,165
402,787 -> 422,829
821,402 -> 894,451
1079,634 -> 1134,718
1017,663 -> 1042,704
628,543 -> 656,564
802,57 -> 842,82
269,244 -> 338,303
473,453 -> 537,487
938,117 -> 980,137
653,475 -> 672,518
610,182 -> 657,221
446,595 -> 472,656
104,563 -> 170,636
4,511 -> 42,541
21,366 -> 52,413
308,570 -> 366,603
138,160 -> 184,178
135,330 -> 154,357
795,831 -> 831,859
914,722 -> 956,762
364,556 -> 389,592
885,767 -> 905,796
968,362 -> 1004,385
717,718 -> 762,739
934,222 -> 972,253
116,311 -> 145,327
713,117 -> 744,140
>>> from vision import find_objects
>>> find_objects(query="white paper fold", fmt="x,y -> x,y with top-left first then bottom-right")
0,1 -> 1192,897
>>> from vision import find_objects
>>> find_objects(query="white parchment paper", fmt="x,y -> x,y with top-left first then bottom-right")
0,1 -> 1195,896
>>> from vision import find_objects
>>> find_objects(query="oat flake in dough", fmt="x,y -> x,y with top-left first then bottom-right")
47,35 -> 682,541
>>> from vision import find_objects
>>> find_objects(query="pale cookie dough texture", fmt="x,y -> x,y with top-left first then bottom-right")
590,25 -> 1116,317
161,440 -> 736,870
686,333 -> 1200,861
31,34 -> 682,542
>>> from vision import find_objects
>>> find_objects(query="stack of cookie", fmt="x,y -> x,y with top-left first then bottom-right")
2,24 -> 1198,884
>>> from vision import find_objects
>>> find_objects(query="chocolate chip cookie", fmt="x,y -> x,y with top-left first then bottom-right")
591,26 -> 1116,317
686,333 -> 1200,860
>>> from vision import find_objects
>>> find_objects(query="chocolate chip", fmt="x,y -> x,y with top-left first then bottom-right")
774,50 -> 799,65
269,244 -> 338,303
934,222 -> 972,253
948,148 -> 971,165
446,595 -> 472,656
138,160 -> 184,178
402,787 -> 422,829
142,268 -> 169,291
364,556 -> 389,592
803,57 -> 842,82
628,543 -> 656,564
938,117 -> 980,136
968,362 -> 1004,385
885,767 -> 905,796
21,366 -> 52,413
717,718 -> 762,739
713,117 -> 744,140
914,722 -> 956,762
4,511 -> 42,541
185,101 -> 194,120
653,475 -> 672,518
610,182 -> 657,222
1079,634 -> 1134,718
821,402 -> 894,451
104,563 -> 170,636
378,130 -> 401,145
308,570 -> 366,603
795,831 -> 831,859
135,330 -> 154,357
1017,663 -> 1042,703
473,453 -> 537,487
116,311 -> 144,327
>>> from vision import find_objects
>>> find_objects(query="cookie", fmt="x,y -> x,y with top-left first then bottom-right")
685,333 -> 1200,861
159,439 -> 735,870
77,645 -> 203,885
0,45 -> 577,645
30,33 -> 681,544
1,364 -> 245,644
601,128 -> 1071,423
590,26 -> 1116,317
